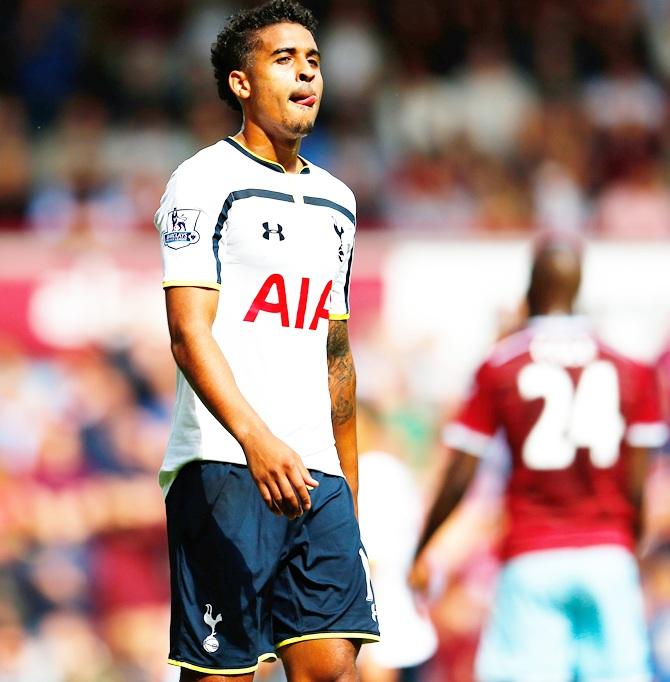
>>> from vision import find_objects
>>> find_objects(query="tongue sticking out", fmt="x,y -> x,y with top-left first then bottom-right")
294,95 -> 317,107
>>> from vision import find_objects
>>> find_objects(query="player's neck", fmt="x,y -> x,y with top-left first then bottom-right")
233,124 -> 304,174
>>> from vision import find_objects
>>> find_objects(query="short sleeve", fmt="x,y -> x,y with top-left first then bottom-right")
328,192 -> 356,320
443,363 -> 499,457
155,165 -> 221,290
624,363 -> 669,447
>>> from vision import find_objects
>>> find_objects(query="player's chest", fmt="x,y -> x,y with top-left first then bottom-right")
222,191 -> 351,276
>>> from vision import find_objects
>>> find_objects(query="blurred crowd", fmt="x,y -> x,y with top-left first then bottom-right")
3,326 -> 670,681
2,0 -> 670,236
0,338 -> 175,681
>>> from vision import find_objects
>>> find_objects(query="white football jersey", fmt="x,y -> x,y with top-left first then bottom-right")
155,138 -> 355,493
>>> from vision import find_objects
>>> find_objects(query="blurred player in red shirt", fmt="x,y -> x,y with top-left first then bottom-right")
411,234 -> 668,682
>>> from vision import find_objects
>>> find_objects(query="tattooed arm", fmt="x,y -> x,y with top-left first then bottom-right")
327,319 -> 359,511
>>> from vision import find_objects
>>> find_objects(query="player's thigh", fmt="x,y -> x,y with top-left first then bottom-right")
272,473 -> 380,649
476,553 -> 573,682
280,637 -> 361,682
576,546 -> 652,681
166,462 -> 286,676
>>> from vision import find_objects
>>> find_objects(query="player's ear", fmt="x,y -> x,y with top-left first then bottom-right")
229,70 -> 251,104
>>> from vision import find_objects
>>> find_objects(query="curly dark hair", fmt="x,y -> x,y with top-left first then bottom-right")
211,0 -> 318,112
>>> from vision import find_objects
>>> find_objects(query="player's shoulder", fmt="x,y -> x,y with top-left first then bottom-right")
173,140 -> 233,180
304,161 -> 357,216
465,330 -> 533,392
596,339 -> 652,374
484,328 -> 533,369
163,141 -> 246,208
305,159 -> 353,195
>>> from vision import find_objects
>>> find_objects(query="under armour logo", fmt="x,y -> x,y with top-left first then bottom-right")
263,222 -> 285,241
333,223 -> 345,262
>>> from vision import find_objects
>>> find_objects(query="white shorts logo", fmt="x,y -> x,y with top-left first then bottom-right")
359,549 -> 378,622
163,208 -> 201,249
203,603 -> 223,653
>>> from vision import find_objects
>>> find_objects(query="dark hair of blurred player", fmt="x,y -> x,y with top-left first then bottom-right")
526,236 -> 581,318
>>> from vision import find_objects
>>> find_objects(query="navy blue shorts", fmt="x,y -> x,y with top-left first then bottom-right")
165,461 -> 380,676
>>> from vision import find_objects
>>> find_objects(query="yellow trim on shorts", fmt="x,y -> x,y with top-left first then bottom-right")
329,313 -> 350,320
162,280 -> 221,290
167,652 -> 277,675
275,632 -> 381,649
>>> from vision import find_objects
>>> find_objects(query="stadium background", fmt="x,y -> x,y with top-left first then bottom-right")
2,0 -> 670,680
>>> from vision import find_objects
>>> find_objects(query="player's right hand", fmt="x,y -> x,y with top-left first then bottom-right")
241,430 -> 319,519
408,555 -> 430,595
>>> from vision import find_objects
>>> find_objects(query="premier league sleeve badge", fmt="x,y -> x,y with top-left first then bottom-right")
163,208 -> 201,249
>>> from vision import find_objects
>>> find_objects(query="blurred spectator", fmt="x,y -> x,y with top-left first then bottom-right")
13,0 -> 84,127
582,54 -> 664,133
532,160 -> 589,233
186,97 -> 237,149
28,95 -> 135,245
640,0 -> 670,81
319,0 -> 385,110
323,110 -> 386,225
0,601 -> 61,682
0,98 -> 32,229
373,55 -> 461,161
177,1 -> 234,70
469,155 -> 532,232
592,134 -> 670,238
645,542 -> 670,681
382,149 -> 476,232
104,106 -> 196,231
0,341 -> 50,477
456,40 -> 538,157
532,4 -> 578,97
38,609 -> 117,681
520,100 -> 592,232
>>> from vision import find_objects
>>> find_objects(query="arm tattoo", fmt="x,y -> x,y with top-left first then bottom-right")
327,320 -> 356,426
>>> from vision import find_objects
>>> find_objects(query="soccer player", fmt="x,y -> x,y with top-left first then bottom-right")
356,402 -> 437,682
153,2 -> 379,680
410,235 -> 668,682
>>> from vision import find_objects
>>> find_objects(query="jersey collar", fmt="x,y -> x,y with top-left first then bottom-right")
527,314 -> 590,331
225,137 -> 311,174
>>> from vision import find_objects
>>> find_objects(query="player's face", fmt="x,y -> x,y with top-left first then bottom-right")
244,23 -> 323,139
